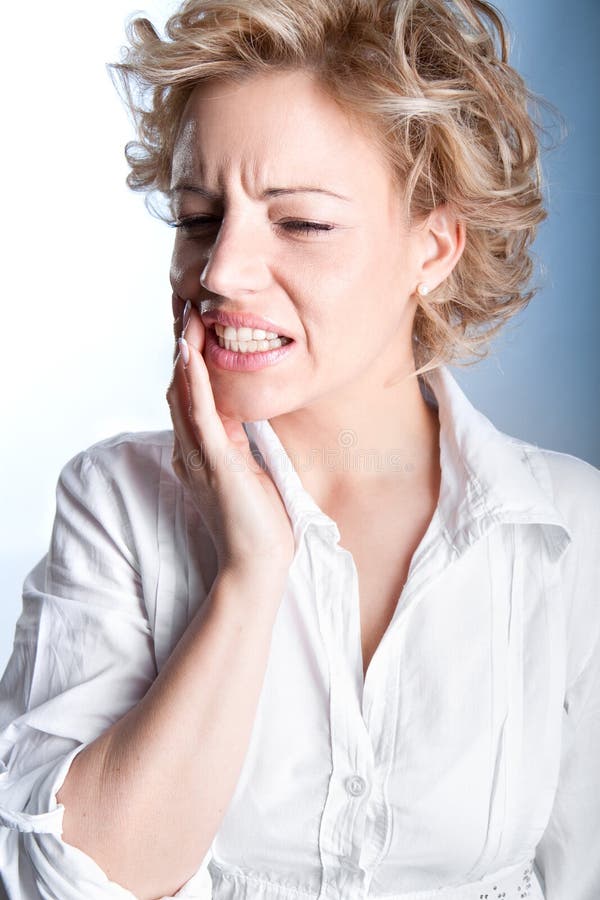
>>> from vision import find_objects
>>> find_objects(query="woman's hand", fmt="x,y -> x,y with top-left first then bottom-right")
167,294 -> 296,576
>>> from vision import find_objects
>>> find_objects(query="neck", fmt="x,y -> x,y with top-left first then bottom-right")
268,360 -> 441,508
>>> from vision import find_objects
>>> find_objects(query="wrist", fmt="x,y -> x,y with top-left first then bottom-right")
218,553 -> 292,584
211,563 -> 289,618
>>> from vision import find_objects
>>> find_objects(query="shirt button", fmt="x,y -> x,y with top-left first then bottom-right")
346,775 -> 367,796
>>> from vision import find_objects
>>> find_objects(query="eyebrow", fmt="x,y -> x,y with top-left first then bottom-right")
169,183 -> 352,202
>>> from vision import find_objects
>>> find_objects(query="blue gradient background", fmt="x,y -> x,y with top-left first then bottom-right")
0,0 -> 598,674
453,0 -> 599,462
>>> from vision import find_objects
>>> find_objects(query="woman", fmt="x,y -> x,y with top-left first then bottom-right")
0,1 -> 598,899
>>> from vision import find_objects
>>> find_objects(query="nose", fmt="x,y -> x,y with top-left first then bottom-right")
199,213 -> 271,298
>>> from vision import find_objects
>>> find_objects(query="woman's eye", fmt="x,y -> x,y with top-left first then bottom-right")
279,221 -> 334,236
169,217 -> 333,237
169,216 -> 219,233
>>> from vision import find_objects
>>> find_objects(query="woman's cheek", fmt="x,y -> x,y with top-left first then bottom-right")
169,241 -> 206,300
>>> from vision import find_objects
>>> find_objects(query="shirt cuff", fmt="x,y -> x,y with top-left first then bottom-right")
0,743 -> 88,834
1,743 -> 139,898
0,743 -> 209,899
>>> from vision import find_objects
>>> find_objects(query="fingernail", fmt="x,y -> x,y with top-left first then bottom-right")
182,300 -> 192,329
178,336 -> 190,366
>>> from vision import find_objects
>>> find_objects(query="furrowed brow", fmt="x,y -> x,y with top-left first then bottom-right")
169,183 -> 352,202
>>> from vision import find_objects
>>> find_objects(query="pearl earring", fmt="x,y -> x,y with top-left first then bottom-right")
417,283 -> 430,297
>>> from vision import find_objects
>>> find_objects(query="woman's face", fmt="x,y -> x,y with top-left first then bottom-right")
169,68 -> 426,423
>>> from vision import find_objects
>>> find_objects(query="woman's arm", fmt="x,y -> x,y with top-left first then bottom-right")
0,300 -> 295,899
0,443 -> 291,900
56,302 -> 295,899
57,562 -> 286,900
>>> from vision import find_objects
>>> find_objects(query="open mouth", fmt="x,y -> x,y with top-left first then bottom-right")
212,323 -> 293,353
204,323 -> 297,371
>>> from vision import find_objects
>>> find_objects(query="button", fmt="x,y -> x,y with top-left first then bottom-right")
346,775 -> 367,796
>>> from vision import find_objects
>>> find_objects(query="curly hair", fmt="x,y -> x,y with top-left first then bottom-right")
108,0 -> 565,381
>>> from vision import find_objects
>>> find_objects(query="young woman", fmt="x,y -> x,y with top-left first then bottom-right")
1,2 -> 598,899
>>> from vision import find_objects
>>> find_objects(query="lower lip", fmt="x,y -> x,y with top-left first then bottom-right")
204,326 -> 297,372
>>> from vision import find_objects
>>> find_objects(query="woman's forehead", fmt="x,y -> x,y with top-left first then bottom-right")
171,74 -> 391,197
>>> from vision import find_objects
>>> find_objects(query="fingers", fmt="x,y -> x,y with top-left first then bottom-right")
178,307 -> 229,452
166,305 -> 229,480
166,353 -> 200,471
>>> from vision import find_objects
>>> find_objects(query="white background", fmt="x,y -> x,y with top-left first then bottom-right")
1,0 -> 180,661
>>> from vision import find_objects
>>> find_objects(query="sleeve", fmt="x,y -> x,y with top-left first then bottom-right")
0,448 -> 162,899
533,458 -> 600,900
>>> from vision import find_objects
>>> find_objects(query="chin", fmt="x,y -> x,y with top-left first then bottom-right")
213,387 -> 298,423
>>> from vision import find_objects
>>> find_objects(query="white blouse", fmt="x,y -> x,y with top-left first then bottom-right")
0,365 -> 599,900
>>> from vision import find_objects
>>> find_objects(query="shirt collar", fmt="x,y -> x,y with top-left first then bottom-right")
242,365 -> 572,561
423,365 -> 572,561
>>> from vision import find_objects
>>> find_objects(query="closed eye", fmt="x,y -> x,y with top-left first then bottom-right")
279,220 -> 334,235
168,216 -> 220,232
169,216 -> 334,236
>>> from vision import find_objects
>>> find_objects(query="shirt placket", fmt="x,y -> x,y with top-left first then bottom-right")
307,527 -> 382,899
309,504 -> 505,897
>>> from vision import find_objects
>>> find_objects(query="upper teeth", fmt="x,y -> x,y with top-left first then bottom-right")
215,324 -> 283,341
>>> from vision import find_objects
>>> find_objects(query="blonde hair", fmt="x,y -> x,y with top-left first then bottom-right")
109,0 -> 565,382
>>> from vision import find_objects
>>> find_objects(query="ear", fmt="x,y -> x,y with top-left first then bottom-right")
416,204 -> 466,291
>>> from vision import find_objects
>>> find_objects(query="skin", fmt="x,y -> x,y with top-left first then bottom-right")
169,67 -> 466,514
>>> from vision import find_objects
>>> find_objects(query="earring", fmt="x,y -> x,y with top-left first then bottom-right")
417,283 -> 430,297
